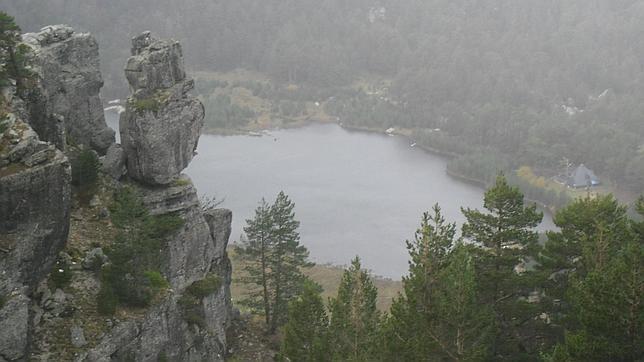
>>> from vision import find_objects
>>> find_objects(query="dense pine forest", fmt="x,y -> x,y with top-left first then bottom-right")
4,0 -> 644,197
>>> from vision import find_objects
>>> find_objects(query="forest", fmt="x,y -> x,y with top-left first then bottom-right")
237,177 -> 643,361
3,0 -> 644,197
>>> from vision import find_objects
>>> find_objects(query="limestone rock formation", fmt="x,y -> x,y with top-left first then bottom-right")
120,32 -> 204,186
100,143 -> 126,180
23,25 -> 115,154
0,112 -> 71,361
0,115 -> 71,293
140,175 -> 225,290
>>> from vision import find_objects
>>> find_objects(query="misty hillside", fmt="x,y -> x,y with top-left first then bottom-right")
4,0 -> 644,196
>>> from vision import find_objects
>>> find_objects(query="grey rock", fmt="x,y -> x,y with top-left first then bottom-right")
82,248 -> 108,270
100,143 -> 126,180
79,295 -> 225,362
0,293 -> 30,361
23,25 -> 115,154
71,325 -> 88,348
125,32 -> 186,94
120,33 -> 204,186
89,195 -> 101,208
139,176 -> 220,290
0,119 -> 71,294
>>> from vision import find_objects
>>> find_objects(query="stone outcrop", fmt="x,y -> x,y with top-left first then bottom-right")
0,111 -> 71,361
76,33 -> 230,361
0,115 -> 71,293
23,25 -> 115,154
1,30 -> 231,362
120,32 -> 204,186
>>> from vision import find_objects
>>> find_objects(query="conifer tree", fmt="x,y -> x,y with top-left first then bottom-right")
542,196 -> 643,361
383,205 -> 492,361
237,191 -> 311,333
238,198 -> 273,324
328,257 -> 379,361
0,12 -> 33,95
461,174 -> 543,359
280,279 -> 329,362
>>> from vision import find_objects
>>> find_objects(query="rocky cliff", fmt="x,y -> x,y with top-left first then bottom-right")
120,32 -> 204,186
0,28 -> 232,362
22,25 -> 115,154
0,110 -> 72,362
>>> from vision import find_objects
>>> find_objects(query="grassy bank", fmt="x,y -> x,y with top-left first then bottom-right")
229,247 -> 402,312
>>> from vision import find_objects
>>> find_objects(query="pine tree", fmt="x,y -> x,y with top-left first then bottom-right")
268,191 -> 311,332
238,198 -> 273,325
237,191 -> 311,333
461,174 -> 543,359
539,195 -> 631,317
383,205 -> 492,361
328,257 -> 380,361
543,196 -> 643,361
280,279 -> 329,362
0,12 -> 34,95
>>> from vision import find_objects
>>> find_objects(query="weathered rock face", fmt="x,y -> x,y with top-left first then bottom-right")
100,143 -> 126,180
141,175 -> 223,290
22,25 -> 115,154
0,113 -> 71,361
77,177 -> 232,362
120,32 -> 204,186
0,293 -> 30,361
81,293 -> 227,362
0,115 -> 71,294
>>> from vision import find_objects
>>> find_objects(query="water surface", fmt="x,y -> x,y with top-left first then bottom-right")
106,112 -> 554,278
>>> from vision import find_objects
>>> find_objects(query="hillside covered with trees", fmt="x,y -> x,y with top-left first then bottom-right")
4,0 -> 644,196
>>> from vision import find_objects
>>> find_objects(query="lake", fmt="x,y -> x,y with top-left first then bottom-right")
106,112 -> 554,279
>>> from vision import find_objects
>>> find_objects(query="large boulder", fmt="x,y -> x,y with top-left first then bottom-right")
23,25 -> 115,154
120,33 -> 204,186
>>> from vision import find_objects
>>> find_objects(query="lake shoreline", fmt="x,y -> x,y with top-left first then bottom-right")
203,121 -> 564,216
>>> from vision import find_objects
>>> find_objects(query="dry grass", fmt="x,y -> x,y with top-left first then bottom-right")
229,248 -> 403,312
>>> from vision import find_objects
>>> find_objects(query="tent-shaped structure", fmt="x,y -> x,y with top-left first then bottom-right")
567,164 -> 600,188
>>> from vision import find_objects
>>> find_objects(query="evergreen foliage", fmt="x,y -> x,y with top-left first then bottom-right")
0,11 -> 34,96
97,187 -> 181,315
279,279 -> 329,362
461,174 -> 544,359
237,191 -> 312,332
327,257 -> 380,361
383,205 -> 493,361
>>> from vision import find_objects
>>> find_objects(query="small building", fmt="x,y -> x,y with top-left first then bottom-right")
567,164 -> 600,188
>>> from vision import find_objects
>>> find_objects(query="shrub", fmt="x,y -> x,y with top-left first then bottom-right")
0,294 -> 6,309
71,149 -> 100,187
179,274 -> 222,327
97,187 -> 181,314
186,274 -> 222,299
49,258 -> 72,289
97,278 -> 118,315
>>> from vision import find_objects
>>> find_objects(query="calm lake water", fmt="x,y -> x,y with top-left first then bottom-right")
106,112 -> 554,279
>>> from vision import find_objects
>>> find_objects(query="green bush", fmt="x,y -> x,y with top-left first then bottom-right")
71,149 -> 100,187
0,294 -> 6,309
49,258 -> 72,290
186,274 -> 222,299
179,274 -> 222,327
98,187 -> 181,314
132,97 -> 161,113
97,276 -> 118,315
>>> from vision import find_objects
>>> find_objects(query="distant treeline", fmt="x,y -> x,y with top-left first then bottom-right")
4,0 -> 644,193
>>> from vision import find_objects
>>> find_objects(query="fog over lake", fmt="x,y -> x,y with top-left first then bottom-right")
107,112 -> 554,279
